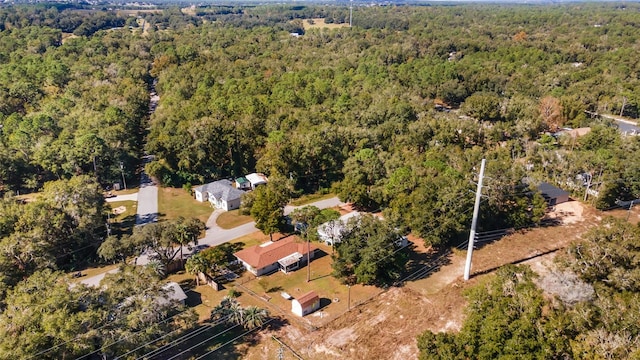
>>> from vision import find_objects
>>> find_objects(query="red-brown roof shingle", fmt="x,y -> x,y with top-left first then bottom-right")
296,291 -> 319,309
234,238 -> 316,270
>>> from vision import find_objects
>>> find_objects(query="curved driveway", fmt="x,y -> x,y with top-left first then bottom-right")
197,196 -> 344,247
135,196 -> 344,265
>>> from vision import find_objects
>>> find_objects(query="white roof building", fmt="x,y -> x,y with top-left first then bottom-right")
245,173 -> 268,189
317,211 -> 361,246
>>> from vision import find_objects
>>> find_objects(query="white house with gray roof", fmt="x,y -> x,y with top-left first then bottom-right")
193,179 -> 244,211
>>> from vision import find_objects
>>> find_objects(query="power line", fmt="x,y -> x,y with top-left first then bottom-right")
128,315 -> 234,360
162,323 -> 242,360
26,281 -> 201,360
193,320 -> 274,360
25,277 -> 195,359
115,315 -> 231,360
72,304 -> 193,360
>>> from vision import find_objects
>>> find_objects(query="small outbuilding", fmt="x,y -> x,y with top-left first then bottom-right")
292,291 -> 320,317
245,173 -> 268,190
538,182 -> 570,206
161,282 -> 188,306
235,177 -> 251,190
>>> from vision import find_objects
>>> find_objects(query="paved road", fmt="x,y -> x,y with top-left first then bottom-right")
197,196 -> 344,247
78,268 -> 119,288
136,155 -> 158,225
105,193 -> 138,202
585,111 -> 640,135
283,197 -> 343,216
135,196 -> 344,265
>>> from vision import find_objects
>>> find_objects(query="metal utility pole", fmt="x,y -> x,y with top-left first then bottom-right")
307,234 -> 311,282
349,0 -> 353,27
583,172 -> 592,202
347,284 -> 351,311
120,162 -> 127,190
464,158 -> 486,281
628,200 -> 635,221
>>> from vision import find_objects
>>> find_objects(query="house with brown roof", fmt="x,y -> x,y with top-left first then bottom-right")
292,290 -> 320,317
233,238 -> 317,276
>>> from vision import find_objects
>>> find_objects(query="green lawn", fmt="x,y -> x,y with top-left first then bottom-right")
229,232 -> 266,249
157,187 -> 214,224
234,240 -> 380,327
289,193 -> 336,206
109,200 -> 137,236
216,210 -> 253,229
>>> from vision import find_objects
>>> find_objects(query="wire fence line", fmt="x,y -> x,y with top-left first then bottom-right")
272,336 -> 305,360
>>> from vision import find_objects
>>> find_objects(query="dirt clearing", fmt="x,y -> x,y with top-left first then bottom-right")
302,18 -> 350,30
237,200 -> 606,360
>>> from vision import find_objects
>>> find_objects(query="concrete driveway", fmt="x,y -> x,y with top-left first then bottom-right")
199,196 -> 344,246
79,268 -> 120,288
136,155 -> 158,225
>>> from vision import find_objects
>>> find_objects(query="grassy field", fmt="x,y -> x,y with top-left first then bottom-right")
233,240 -> 380,328
288,192 -> 336,206
158,187 -> 214,224
14,192 -> 40,203
216,210 -> 253,229
109,200 -> 137,236
302,18 -> 349,30
110,188 -> 139,196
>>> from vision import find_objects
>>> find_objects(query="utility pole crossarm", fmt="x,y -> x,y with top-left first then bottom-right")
464,158 -> 486,281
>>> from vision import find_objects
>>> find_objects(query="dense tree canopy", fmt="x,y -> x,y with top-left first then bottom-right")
0,176 -> 106,288
332,214 -> 407,286
2,3 -> 640,356
0,267 -> 196,360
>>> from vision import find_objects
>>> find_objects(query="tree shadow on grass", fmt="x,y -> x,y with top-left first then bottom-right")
113,214 -> 137,236
266,285 -> 284,293
319,297 -> 332,310
186,317 -> 290,360
185,290 -> 202,307
399,243 -> 452,283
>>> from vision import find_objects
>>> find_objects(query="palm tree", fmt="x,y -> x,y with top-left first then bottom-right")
185,254 -> 208,286
228,299 -> 245,326
174,217 -> 205,268
146,260 -> 166,278
242,306 -> 269,329
211,296 -> 244,326
211,297 -> 268,329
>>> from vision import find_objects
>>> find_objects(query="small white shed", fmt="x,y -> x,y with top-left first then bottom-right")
292,291 -> 320,317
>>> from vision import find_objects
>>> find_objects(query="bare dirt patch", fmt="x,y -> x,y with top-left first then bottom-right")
302,18 -> 349,30
112,206 -> 127,215
546,200 -> 584,225
239,201 -> 605,360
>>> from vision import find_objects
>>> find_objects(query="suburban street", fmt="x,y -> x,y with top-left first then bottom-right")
133,196 -> 344,266
135,155 -> 158,225
105,193 -> 138,202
